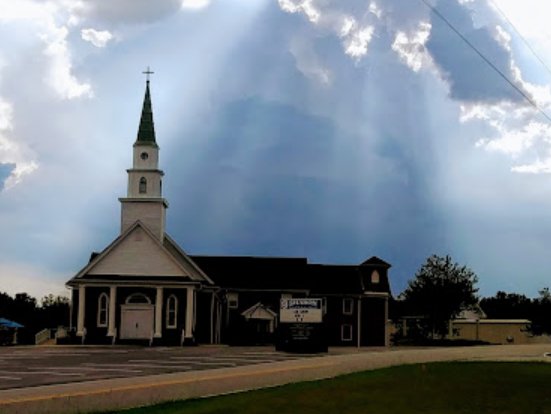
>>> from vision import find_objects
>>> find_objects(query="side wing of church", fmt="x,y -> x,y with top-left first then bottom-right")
66,80 -> 392,347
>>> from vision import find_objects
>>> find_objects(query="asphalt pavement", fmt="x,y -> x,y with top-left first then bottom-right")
0,344 -> 549,414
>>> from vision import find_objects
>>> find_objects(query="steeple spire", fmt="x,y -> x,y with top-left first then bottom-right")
135,69 -> 157,147
121,70 -> 168,241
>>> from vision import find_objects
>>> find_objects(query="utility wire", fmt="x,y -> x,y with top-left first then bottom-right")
418,0 -> 551,124
488,0 -> 551,78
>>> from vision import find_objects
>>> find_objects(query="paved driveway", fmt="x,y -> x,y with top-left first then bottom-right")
0,346 -> 331,390
1,344 -> 550,414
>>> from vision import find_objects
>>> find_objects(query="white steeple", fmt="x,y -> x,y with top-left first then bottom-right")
119,77 -> 168,241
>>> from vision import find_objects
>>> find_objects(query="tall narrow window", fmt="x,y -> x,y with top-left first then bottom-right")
166,295 -> 178,328
371,270 -> 380,284
342,324 -> 353,341
139,177 -> 147,194
97,293 -> 109,327
343,298 -> 354,315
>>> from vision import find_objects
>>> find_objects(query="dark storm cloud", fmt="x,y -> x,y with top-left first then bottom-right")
164,94 -> 450,294
426,0 -> 527,103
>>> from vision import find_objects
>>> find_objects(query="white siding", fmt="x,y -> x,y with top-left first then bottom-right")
89,226 -> 187,277
121,202 -> 166,240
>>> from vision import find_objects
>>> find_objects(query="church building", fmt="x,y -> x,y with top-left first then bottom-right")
66,79 -> 392,347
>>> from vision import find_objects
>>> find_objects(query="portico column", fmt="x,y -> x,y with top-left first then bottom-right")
108,286 -> 117,337
185,287 -> 194,338
77,285 -> 86,336
154,287 -> 163,338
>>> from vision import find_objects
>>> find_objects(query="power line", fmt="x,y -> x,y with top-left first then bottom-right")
418,0 -> 551,124
488,0 -> 551,78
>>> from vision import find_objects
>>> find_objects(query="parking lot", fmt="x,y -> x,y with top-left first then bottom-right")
0,346 -> 337,390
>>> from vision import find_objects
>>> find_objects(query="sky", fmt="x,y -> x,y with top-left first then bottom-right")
1,0 -> 551,300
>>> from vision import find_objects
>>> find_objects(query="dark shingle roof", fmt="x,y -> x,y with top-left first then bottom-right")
189,256 -> 310,290
361,256 -> 392,267
135,81 -> 157,148
189,256 -> 384,295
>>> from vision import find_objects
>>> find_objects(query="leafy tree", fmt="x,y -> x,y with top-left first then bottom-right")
400,254 -> 479,339
530,287 -> 551,335
480,291 -> 532,320
39,295 -> 70,328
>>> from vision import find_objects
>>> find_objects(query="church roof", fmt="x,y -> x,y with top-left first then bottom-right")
135,80 -> 158,148
67,221 -> 209,285
189,256 -> 310,290
188,256 -> 390,295
360,256 -> 392,267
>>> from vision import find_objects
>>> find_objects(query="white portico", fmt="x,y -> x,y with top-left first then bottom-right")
67,77 -> 213,345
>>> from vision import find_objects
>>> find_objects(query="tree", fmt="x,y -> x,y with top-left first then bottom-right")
530,287 -> 551,336
38,295 -> 70,328
400,254 -> 479,339
480,291 -> 532,320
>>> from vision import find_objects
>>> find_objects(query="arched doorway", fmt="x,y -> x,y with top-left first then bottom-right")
120,293 -> 154,340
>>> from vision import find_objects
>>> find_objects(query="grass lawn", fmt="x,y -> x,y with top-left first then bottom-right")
103,362 -> 551,414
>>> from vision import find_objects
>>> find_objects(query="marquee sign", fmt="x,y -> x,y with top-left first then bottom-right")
280,299 -> 323,323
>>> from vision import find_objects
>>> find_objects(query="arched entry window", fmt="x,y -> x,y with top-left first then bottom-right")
139,177 -> 147,194
126,293 -> 151,305
371,270 -> 380,284
97,293 -> 109,327
166,295 -> 178,328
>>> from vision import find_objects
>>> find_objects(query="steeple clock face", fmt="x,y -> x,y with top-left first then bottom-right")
140,152 -> 149,161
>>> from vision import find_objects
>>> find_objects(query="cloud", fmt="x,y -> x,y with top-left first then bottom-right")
0,0 -> 92,100
77,0 -> 185,24
426,0 -> 528,104
392,21 -> 434,73
0,97 -> 38,191
278,0 -> 320,23
289,35 -> 331,85
41,25 -> 92,99
343,25 -> 375,59
182,0 -> 213,10
81,28 -> 113,48
275,0 -> 551,176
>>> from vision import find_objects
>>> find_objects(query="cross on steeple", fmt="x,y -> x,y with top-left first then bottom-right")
142,67 -> 154,82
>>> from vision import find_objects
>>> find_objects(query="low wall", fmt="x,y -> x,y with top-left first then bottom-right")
452,320 -> 551,345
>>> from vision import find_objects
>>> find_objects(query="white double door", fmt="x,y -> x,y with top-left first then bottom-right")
120,305 -> 154,340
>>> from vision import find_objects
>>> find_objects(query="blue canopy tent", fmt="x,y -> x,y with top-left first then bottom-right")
0,318 -> 24,328
0,318 -> 23,345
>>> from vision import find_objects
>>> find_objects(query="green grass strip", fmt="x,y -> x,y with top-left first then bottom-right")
101,362 -> 551,414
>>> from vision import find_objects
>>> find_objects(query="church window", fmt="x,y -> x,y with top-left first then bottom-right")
343,298 -> 354,315
166,295 -> 178,328
139,177 -> 147,194
371,270 -> 380,284
228,293 -> 238,309
126,293 -> 151,304
97,293 -> 109,327
342,324 -> 353,341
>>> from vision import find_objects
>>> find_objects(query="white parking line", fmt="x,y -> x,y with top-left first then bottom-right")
84,363 -> 192,370
129,360 -> 238,367
31,367 -> 142,373
43,353 -> 90,357
170,356 -> 276,363
0,357 -> 42,360
0,371 -> 84,376
243,352 -> 286,355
